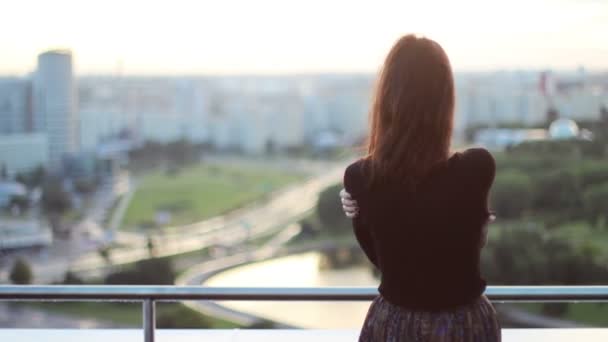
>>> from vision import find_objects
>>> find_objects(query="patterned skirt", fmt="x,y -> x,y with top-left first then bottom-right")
359,295 -> 501,342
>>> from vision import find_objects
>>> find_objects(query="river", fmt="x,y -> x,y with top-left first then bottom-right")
204,251 -> 379,328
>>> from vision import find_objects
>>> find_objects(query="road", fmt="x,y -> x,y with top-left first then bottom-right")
2,159 -> 346,284
72,162 -> 345,279
0,172 -> 131,283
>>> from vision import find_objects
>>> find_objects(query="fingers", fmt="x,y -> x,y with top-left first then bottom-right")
340,195 -> 358,213
488,213 -> 497,223
342,203 -> 359,218
341,197 -> 357,206
339,188 -> 359,218
339,189 -> 357,206
342,203 -> 358,212
339,188 -> 352,200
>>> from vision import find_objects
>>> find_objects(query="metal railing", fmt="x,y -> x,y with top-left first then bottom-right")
2,285 -> 608,342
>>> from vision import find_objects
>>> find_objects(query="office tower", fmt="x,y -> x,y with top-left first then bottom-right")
33,50 -> 79,166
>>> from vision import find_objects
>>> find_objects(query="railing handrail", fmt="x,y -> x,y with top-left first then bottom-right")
3,285 -> 608,342
2,285 -> 608,301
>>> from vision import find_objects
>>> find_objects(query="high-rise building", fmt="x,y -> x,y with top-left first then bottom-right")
33,50 -> 78,166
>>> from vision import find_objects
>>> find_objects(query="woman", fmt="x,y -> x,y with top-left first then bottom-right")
340,35 -> 500,341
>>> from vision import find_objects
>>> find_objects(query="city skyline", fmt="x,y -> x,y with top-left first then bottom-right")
1,0 -> 607,75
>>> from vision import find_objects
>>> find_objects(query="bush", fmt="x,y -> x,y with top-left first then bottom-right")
577,162 -> 608,189
494,154 -> 567,176
247,320 -> 277,329
490,170 -> 533,219
74,178 -> 97,194
482,225 -> 608,285
583,183 -> 608,225
532,169 -> 582,214
104,258 -> 175,285
10,258 -> 33,284
318,247 -> 368,270
98,246 -> 111,263
509,140 -> 584,158
41,179 -> 72,215
63,271 -> 84,284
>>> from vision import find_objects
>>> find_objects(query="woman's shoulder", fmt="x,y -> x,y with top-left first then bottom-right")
454,147 -> 494,166
451,147 -> 496,184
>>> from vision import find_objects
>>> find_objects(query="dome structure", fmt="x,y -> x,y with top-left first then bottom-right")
549,118 -> 579,140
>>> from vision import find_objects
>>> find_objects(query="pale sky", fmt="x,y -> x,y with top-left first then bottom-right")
1,0 -> 607,75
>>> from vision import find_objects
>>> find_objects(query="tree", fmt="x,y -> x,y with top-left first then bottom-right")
128,141 -> 164,169
98,246 -> 112,264
63,271 -> 84,284
146,236 -> 157,257
105,258 -> 175,285
265,139 -> 277,155
73,178 -> 97,194
532,169 -> 582,214
30,165 -> 46,188
490,170 -> 533,219
41,179 -> 72,215
10,258 -> 33,284
166,139 -> 199,166
577,162 -> 608,189
41,178 -> 73,236
14,172 -> 28,186
9,195 -> 29,215
0,163 -> 7,180
481,224 -> 608,285
583,183 -> 608,225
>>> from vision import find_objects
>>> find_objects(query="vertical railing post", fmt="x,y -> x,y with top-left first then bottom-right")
143,299 -> 155,342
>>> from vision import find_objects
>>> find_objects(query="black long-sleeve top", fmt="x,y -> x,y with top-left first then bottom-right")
343,148 -> 495,311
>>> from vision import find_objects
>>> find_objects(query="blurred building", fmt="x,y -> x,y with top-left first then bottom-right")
454,70 -> 608,144
0,181 -> 27,208
548,118 -> 580,140
33,50 -> 79,166
0,78 -> 32,134
474,128 -> 548,150
0,219 -> 53,250
0,133 -> 48,175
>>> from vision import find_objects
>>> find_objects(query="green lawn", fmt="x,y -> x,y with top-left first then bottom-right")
27,302 -> 240,328
123,164 -> 305,230
510,303 -> 608,327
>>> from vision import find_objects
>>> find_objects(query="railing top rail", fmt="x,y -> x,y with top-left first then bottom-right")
1,285 -> 608,301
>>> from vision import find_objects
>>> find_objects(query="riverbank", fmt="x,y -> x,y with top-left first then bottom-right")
176,229 -> 355,327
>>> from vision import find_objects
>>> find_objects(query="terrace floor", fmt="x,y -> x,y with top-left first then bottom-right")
2,328 -> 608,341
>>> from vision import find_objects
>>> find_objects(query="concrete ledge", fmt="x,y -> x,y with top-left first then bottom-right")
1,328 -> 608,341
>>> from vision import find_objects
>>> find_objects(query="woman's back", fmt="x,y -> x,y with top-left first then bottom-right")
344,147 -> 495,310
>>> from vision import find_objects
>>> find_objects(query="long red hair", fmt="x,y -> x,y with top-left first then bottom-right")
366,35 -> 455,189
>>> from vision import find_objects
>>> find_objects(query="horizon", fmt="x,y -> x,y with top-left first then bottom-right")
1,66 -> 606,79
